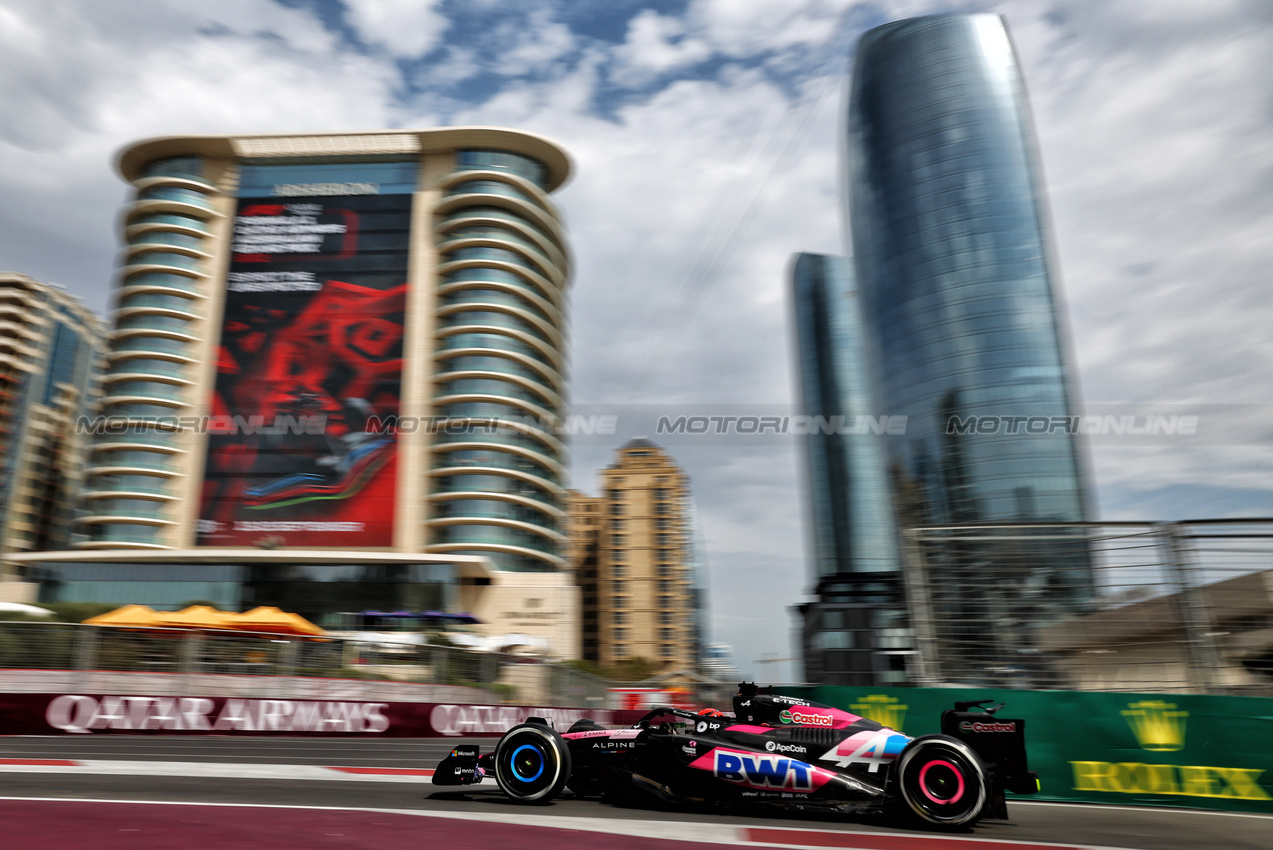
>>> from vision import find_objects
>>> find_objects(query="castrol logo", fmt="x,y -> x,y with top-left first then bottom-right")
779,709 -> 833,727
960,720 -> 1017,733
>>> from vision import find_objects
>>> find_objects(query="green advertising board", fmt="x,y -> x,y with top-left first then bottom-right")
781,686 -> 1273,814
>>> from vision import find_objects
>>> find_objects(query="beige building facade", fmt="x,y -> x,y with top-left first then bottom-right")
0,273 -> 104,575
8,129 -> 579,658
569,439 -> 702,671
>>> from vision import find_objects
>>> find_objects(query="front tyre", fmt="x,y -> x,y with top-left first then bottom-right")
896,736 -> 988,828
493,722 -> 572,803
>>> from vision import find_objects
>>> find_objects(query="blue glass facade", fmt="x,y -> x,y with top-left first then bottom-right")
791,254 -> 909,686
791,254 -> 900,578
845,14 -> 1090,528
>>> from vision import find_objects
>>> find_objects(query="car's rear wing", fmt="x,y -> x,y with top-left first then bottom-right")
940,699 -> 1038,797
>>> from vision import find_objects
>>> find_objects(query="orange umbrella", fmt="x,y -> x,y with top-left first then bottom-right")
233,606 -> 325,636
83,604 -> 165,628
160,605 -> 239,631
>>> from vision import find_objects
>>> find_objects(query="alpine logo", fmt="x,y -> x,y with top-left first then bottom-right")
714,751 -> 814,791
779,709 -> 834,727
960,720 -> 1017,734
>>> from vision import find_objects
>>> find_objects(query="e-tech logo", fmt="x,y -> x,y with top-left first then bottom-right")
959,720 -> 1017,734
714,751 -> 814,792
778,709 -> 833,727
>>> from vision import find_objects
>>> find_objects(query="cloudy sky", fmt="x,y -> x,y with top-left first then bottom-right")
2,0 -> 1270,681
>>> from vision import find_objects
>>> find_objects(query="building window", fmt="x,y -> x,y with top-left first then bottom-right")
658,580 -> 670,593
612,562 -> 625,577
611,519 -> 624,530
614,644 -> 627,659
656,518 -> 670,530
656,488 -> 668,500
659,549 -> 671,562
657,534 -> 670,546
656,503 -> 669,515
661,644 -> 674,658
610,502 -> 623,515
613,612 -> 627,625
613,580 -> 625,594
612,545 -> 625,559
613,596 -> 626,608
660,628 -> 673,641
658,595 -> 671,609
660,611 -> 673,624
614,627 -> 627,641
608,489 -> 622,500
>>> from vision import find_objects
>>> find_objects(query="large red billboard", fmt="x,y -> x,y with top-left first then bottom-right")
197,192 -> 412,547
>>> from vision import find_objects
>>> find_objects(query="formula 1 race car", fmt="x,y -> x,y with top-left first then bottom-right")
432,683 -> 1038,829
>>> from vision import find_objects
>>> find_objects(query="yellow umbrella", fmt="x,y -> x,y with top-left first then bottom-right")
161,605 -> 239,631
83,604 -> 165,628
233,606 -> 325,636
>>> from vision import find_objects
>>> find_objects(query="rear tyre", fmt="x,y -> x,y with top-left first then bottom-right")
896,736 -> 988,828
493,722 -> 572,803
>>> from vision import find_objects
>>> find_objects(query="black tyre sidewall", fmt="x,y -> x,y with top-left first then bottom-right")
896,736 -> 988,827
494,723 -> 572,803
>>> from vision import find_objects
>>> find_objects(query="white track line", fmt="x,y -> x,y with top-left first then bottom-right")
0,796 -> 1139,850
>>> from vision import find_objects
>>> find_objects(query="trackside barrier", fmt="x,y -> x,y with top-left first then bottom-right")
0,692 -> 645,737
782,685 -> 1273,814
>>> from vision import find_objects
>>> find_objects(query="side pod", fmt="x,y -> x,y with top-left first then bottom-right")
432,744 -> 485,785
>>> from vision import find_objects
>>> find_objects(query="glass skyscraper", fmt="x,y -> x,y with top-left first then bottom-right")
790,254 -> 908,685
795,14 -> 1093,685
845,14 -> 1090,529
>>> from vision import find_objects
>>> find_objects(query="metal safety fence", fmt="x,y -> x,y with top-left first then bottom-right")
902,521 -> 1273,695
0,622 -> 617,707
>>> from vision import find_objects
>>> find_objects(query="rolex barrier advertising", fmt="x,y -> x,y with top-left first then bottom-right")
0,693 -> 640,738
785,686 -> 1273,814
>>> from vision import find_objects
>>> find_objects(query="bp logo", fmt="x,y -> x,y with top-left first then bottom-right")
1122,700 -> 1188,752
849,695 -> 907,732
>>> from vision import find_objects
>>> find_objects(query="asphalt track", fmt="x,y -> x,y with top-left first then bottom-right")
2,736 -> 1270,849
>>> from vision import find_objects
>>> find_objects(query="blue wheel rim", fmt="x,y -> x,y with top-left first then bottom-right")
511,743 -> 545,782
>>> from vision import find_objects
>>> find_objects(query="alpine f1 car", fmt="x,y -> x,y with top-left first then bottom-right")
432,683 -> 1038,829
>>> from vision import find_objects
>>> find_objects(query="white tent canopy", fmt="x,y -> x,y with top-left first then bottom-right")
0,602 -> 55,617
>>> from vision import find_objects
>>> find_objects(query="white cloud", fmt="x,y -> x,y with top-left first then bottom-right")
611,10 -> 713,84
492,8 -> 577,77
343,0 -> 448,58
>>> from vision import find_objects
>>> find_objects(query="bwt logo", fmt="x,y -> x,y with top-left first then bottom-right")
714,751 -> 813,791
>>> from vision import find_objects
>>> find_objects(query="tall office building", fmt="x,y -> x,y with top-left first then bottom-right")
12,129 -> 579,654
0,273 -> 104,569
846,15 -> 1088,529
568,440 -> 701,672
797,15 -> 1092,684
790,254 -> 908,686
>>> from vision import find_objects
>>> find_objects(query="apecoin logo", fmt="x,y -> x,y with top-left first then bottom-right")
765,740 -> 806,754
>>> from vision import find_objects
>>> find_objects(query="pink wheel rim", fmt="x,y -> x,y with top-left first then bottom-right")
918,759 -> 965,804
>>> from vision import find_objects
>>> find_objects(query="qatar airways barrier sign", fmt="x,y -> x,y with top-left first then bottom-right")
0,694 -> 634,737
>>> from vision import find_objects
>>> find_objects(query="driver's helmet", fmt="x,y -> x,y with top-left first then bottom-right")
697,708 -> 724,717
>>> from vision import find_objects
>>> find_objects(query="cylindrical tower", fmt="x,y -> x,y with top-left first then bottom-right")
429,151 -> 571,571
81,156 -> 219,548
846,14 -> 1089,527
